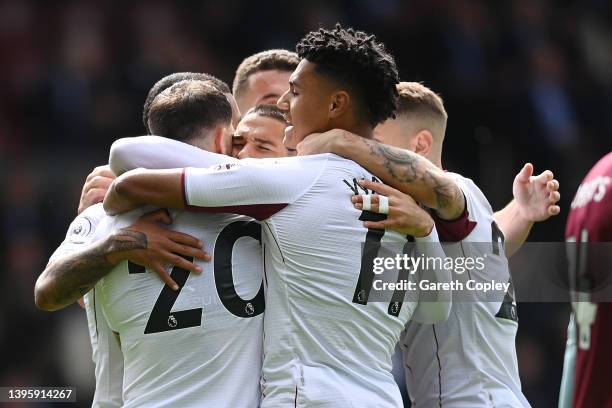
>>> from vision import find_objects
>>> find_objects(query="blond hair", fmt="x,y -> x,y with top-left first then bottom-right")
395,82 -> 447,141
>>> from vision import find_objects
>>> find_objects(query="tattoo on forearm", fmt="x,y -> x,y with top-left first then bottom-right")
40,228 -> 147,308
358,137 -> 463,214
106,229 -> 148,254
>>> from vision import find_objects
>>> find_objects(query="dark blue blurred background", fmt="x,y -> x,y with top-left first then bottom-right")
1,0 -> 610,406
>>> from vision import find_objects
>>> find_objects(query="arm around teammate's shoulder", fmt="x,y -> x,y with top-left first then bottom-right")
182,157 -> 322,216
104,168 -> 184,215
35,209 -> 208,310
297,129 -> 465,220
109,136 -> 235,176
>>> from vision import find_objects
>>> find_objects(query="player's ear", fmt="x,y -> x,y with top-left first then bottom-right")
213,125 -> 231,155
414,130 -> 433,156
328,91 -> 350,119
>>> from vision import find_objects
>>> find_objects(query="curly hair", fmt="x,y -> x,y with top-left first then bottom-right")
142,72 -> 230,133
296,24 -> 399,126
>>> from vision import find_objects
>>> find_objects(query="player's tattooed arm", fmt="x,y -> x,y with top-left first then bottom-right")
35,209 -> 209,311
35,229 -> 147,311
103,168 -> 185,215
298,129 -> 465,220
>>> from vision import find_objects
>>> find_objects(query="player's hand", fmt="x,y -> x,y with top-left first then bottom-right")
296,129 -> 349,156
352,179 -> 434,238
513,163 -> 561,222
78,165 -> 116,214
106,209 -> 211,290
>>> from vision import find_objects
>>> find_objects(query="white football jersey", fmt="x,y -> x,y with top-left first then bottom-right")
181,153 -> 433,407
400,173 -> 530,407
94,208 -> 264,408
110,136 -> 451,407
49,204 -> 123,408
97,139 -> 266,407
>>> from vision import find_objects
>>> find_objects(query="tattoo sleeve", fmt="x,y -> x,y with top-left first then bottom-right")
350,136 -> 465,219
35,229 -> 147,311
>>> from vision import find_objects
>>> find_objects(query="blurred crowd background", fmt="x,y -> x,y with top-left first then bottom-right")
1,0 -> 610,406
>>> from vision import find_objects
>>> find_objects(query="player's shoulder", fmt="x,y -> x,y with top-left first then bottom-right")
79,202 -> 106,220
590,151 -> 612,176
570,152 -> 612,211
66,203 -> 106,242
447,171 -> 493,214
235,153 -> 333,168
49,203 -> 108,262
321,153 -> 372,173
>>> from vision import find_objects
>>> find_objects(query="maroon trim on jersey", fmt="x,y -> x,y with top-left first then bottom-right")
432,207 -> 477,242
180,168 -> 188,208
185,203 -> 288,221
180,168 -> 287,220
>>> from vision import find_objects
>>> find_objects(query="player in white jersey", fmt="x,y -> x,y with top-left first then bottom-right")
37,80 -> 268,407
296,82 -> 560,407
46,203 -> 124,408
41,200 -> 212,407
36,72 -> 240,407
400,172 -> 531,407
102,25 -> 464,407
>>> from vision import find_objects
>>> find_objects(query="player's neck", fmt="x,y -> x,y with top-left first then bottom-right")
425,147 -> 443,169
342,123 -> 374,140
329,114 -> 373,140
430,156 -> 442,168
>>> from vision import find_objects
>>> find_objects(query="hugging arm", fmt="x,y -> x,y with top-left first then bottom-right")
104,157 -> 318,219
103,169 -> 185,215
109,136 -> 235,176
410,229 -> 452,324
35,209 -> 208,311
35,228 -> 147,311
299,130 -> 465,220
78,136 -> 232,214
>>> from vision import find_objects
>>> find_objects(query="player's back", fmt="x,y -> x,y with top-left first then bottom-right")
565,152 -> 612,408
258,154 -> 418,407
401,173 -> 530,407
96,208 -> 264,408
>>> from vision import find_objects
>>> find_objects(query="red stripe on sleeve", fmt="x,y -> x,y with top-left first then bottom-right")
432,208 -> 477,242
185,203 -> 288,221
181,168 -> 188,208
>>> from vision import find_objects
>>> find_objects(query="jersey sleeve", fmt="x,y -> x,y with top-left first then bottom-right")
431,175 -> 484,242
84,290 -> 124,408
50,205 -> 123,407
182,156 -> 326,220
48,204 -> 107,263
411,226 -> 452,323
558,312 -> 576,408
109,136 -> 238,176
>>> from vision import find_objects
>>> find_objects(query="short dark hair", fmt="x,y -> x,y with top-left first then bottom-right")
143,72 -> 230,133
243,104 -> 287,125
296,24 -> 399,126
147,80 -> 231,142
232,49 -> 299,99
